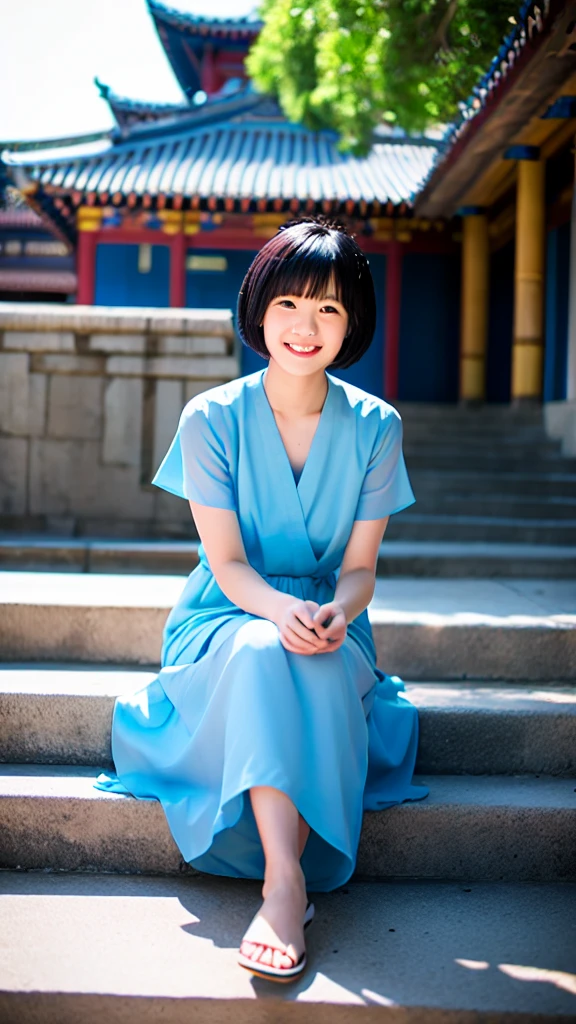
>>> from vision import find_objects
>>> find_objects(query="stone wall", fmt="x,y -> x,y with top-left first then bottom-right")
0,303 -> 241,537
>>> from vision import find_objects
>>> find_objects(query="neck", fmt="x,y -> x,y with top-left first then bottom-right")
263,360 -> 328,418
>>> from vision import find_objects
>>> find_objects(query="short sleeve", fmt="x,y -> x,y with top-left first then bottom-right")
151,402 -> 236,510
354,407 -> 415,521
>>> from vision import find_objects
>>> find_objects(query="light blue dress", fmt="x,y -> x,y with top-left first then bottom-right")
95,367 -> 429,892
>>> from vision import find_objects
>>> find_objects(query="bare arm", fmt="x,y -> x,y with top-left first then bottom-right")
310,516 -> 390,649
334,516 -> 389,623
188,500 -> 331,654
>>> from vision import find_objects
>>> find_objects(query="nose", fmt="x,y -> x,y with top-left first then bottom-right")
291,315 -> 317,337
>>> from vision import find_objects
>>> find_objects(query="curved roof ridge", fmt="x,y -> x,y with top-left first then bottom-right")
147,0 -> 262,35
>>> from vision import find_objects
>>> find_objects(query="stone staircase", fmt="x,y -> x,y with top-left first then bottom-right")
0,570 -> 575,1020
2,401 -> 575,580
390,403 -> 576,555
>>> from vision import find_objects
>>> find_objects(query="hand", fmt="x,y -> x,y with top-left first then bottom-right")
274,599 -> 335,656
310,601 -> 347,653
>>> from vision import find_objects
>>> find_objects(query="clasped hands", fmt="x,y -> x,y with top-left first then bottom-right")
274,598 -> 347,655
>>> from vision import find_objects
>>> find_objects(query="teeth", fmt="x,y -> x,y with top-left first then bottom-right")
288,344 -> 317,352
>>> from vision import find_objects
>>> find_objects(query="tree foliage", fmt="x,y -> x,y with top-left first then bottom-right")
246,0 -> 519,154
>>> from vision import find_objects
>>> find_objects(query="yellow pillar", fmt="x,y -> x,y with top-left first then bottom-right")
512,157 -> 546,400
459,209 -> 489,402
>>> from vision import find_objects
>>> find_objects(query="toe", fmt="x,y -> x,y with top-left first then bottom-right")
273,948 -> 294,970
259,946 -> 273,967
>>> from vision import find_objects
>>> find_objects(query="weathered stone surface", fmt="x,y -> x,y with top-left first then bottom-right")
104,356 -> 145,377
3,331 -> 75,352
106,355 -> 238,379
1,573 -> 574,678
29,441 -> 155,519
152,380 -> 183,476
149,310 -> 234,337
27,373 -> 47,437
47,376 -> 103,440
2,670 -> 574,775
0,352 -> 29,434
6,875 -> 576,1022
0,303 -> 234,336
102,378 -> 143,467
184,379 -> 226,402
158,335 -> 228,356
1,766 -> 575,882
1,874 -> 575,1022
0,437 -> 27,515
88,334 -> 146,354
31,354 -> 104,375
0,305 -> 239,531
148,356 -> 238,379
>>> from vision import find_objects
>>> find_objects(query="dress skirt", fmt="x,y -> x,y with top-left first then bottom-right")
96,567 -> 428,893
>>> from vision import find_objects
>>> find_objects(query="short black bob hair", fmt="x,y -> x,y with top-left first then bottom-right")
236,215 -> 376,370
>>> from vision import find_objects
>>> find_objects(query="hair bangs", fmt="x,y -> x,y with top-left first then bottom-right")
269,236 -> 346,307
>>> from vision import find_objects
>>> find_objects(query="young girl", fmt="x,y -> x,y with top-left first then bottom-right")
95,215 -> 429,983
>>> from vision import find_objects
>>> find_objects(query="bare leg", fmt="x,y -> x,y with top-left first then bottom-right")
239,786 -> 309,970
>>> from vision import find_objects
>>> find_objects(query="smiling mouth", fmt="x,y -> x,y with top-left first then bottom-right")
284,342 -> 321,354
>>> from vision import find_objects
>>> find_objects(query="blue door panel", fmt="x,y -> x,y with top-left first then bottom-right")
95,243 -> 170,307
398,253 -> 460,402
544,222 -> 570,402
487,241 -> 514,403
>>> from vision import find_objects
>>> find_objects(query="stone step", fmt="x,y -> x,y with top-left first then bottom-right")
1,666 -> 574,777
402,423 -> 551,438
416,496 -> 576,521
388,514 -> 576,545
1,873 -> 575,1024
406,454 -> 576,473
1,765 -> 574,882
1,573 -> 574,681
2,536 -> 576,578
404,441 -> 561,460
396,402 -> 544,423
410,470 -> 576,498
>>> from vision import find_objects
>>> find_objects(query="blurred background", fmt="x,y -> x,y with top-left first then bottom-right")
1,1 -> 576,548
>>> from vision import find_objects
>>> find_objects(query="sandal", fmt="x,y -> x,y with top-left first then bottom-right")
237,901 -> 315,982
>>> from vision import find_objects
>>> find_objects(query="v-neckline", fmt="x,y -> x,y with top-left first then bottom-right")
257,368 -> 333,494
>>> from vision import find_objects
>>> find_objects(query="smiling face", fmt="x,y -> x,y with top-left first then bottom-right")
260,276 -> 349,377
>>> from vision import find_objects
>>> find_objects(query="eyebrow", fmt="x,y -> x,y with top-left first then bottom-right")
279,293 -> 341,301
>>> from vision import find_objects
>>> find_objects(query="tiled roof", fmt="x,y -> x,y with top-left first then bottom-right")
2,99 -> 439,225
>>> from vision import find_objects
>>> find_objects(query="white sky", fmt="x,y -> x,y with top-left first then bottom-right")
0,0 -> 259,142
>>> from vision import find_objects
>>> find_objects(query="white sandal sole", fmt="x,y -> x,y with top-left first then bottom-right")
237,901 -> 315,981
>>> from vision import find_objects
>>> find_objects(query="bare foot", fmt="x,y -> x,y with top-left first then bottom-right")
240,867 -> 307,970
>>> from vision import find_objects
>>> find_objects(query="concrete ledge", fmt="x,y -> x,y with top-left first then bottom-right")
0,574 -> 574,679
1,667 -> 575,776
0,302 -> 235,337
0,767 -> 574,882
1,873 -> 575,1022
2,537 -> 576,579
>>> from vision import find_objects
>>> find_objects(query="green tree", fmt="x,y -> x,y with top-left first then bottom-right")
246,0 -> 519,154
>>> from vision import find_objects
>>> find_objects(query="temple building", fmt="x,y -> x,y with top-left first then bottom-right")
2,0 -> 576,436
